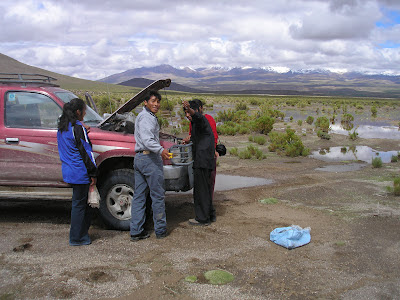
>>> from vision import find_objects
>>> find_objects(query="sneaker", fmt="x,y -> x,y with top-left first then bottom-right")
188,218 -> 210,226
130,231 -> 150,242
156,231 -> 168,239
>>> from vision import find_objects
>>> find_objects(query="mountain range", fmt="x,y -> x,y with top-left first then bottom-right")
102,64 -> 400,98
1,52 -> 399,98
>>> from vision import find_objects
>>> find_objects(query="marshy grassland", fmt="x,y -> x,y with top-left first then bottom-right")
1,87 -> 400,299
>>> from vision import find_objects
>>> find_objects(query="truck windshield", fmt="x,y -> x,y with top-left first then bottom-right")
55,91 -> 103,126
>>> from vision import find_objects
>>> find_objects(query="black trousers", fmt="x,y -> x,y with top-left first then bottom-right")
193,168 -> 215,223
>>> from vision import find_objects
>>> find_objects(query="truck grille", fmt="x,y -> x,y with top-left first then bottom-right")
169,143 -> 193,166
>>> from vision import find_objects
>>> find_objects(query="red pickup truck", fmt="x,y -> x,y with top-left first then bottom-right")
0,74 -> 193,230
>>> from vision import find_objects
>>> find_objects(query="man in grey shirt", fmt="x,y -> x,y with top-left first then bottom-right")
130,90 -> 170,241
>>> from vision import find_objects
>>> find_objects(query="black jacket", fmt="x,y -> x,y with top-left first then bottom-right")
190,112 -> 215,170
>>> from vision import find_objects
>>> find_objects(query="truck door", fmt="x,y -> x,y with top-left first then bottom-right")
0,91 -> 66,186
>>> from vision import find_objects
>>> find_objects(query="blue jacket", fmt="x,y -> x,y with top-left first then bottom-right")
57,121 -> 97,184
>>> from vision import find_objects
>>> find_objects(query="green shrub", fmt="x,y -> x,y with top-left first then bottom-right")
160,99 -> 175,111
315,116 -> 330,130
306,116 -> 314,125
372,157 -> 383,168
249,135 -> 266,145
391,155 -> 398,163
217,123 -> 238,135
349,128 -> 358,140
250,99 -> 260,105
254,135 -> 266,145
170,127 -> 181,135
238,149 -> 252,159
157,116 -> 169,128
317,130 -> 331,140
216,109 -> 249,122
181,123 -> 190,133
394,177 -> 400,196
259,107 -> 285,120
248,144 -> 265,159
297,100 -> 308,108
371,106 -> 377,117
96,95 -> 117,115
229,147 -> 238,156
238,125 -> 250,134
341,113 -> 354,123
269,128 -> 309,157
252,115 -> 274,134
297,120 -> 303,126
235,102 -> 248,111
238,145 -> 265,160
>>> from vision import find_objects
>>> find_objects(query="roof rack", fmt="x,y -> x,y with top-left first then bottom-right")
0,73 -> 59,87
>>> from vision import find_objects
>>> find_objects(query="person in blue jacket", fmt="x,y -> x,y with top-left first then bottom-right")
57,98 -> 97,246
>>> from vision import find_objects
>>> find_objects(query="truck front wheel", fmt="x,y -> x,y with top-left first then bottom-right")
98,169 -> 134,230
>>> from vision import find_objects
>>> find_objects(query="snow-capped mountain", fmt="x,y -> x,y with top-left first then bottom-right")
99,65 -> 400,97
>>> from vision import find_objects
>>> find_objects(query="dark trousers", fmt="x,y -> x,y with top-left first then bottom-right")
193,168 -> 215,223
70,183 -> 92,246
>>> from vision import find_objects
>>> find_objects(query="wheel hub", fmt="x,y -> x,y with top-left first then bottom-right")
118,195 -> 130,206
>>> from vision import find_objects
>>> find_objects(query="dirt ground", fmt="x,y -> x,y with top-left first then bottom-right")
1,129 -> 400,299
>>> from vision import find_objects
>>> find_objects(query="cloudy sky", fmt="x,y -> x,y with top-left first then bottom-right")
1,0 -> 399,80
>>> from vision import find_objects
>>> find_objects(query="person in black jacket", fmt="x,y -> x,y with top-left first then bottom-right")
183,100 -> 216,226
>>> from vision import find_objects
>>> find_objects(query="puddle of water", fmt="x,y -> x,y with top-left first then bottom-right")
330,124 -> 400,140
315,163 -> 367,172
168,174 -> 273,195
310,146 -> 399,164
214,174 -> 273,191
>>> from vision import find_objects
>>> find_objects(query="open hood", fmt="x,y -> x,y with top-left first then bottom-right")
98,78 -> 171,128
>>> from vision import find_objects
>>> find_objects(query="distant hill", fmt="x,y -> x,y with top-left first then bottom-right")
100,64 -> 400,98
119,77 -> 205,93
0,53 -> 131,92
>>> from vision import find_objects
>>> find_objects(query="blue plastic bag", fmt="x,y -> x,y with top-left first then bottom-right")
270,225 -> 311,250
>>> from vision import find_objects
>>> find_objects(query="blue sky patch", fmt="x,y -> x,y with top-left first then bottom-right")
377,41 -> 400,49
376,8 -> 400,28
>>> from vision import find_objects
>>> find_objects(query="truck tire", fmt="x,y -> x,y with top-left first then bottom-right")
98,169 -> 134,230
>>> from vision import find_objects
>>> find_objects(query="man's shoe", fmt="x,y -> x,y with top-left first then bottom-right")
156,231 -> 168,239
210,216 -> 216,222
188,218 -> 210,226
130,231 -> 150,242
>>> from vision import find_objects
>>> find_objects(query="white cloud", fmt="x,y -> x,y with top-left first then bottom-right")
0,0 -> 399,80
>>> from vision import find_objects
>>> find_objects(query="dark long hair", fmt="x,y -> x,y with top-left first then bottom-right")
58,98 -> 86,132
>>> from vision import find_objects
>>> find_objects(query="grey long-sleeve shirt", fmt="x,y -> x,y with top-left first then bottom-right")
134,107 -> 164,155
